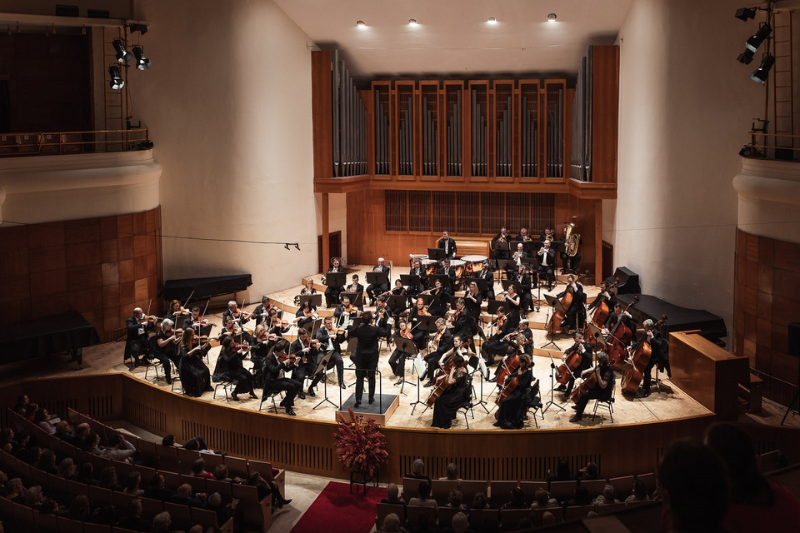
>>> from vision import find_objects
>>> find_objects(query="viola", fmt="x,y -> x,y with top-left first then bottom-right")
496,353 -> 520,387
400,327 -> 413,340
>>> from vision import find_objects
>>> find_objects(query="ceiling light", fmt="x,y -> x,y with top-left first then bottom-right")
408,19 -> 418,26
735,8 -> 757,21
356,20 -> 366,29
737,49 -> 755,64
108,65 -> 125,90
750,54 -> 775,83
487,17 -> 497,25
547,13 -> 558,22
745,23 -> 771,53
112,38 -> 133,63
132,46 -> 151,70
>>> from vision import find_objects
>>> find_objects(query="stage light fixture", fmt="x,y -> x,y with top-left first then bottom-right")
750,53 -> 775,83
408,19 -> 418,26
735,8 -> 757,21
108,65 -> 125,90
128,23 -> 148,35
737,49 -> 755,64
745,23 -> 771,53
112,38 -> 133,63
487,17 -> 497,25
356,20 -> 366,28
132,46 -> 151,70
547,13 -> 557,22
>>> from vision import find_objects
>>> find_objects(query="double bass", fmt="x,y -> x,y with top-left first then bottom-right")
606,297 -> 639,371
583,278 -> 620,346
621,315 -> 667,394
546,285 -> 574,336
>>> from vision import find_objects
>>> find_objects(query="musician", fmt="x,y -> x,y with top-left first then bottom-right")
423,318 -> 454,387
503,285 -> 521,320
366,258 -> 390,305
631,319 -> 671,398
263,342 -> 303,416
587,281 -> 617,313
481,307 -> 516,365
125,307 -> 154,365
184,307 -> 211,331
570,352 -> 615,423
212,336 -> 258,401
252,296 -> 274,326
450,298 -> 474,342
334,296 -> 361,328
388,279 -> 408,317
559,225 -> 582,274
437,231 -> 457,259
294,300 -> 318,331
437,259 -> 457,285
288,329 -> 317,394
478,261 -> 496,300
539,226 -> 555,243
555,332 -> 594,397
513,264 -> 533,316
222,301 -> 250,328
178,329 -> 212,398
431,353 -> 469,430
492,226 -> 511,260
494,353 -> 534,430
346,311 -> 389,407
427,279 -> 450,318
517,320 -> 534,356
516,227 -> 533,242
408,258 -> 428,295
372,298 -> 392,331
324,257 -> 345,307
153,318 -> 181,385
557,274 -> 586,332
389,319 -> 413,383
311,317 -> 347,394
250,324 -> 274,381
464,282 -> 483,323
344,274 -> 365,309
536,239 -> 556,289
166,300 -> 190,327
267,315 -> 290,341
604,303 -> 636,334
409,297 -> 431,350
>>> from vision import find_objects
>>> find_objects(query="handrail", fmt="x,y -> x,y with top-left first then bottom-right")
742,131 -> 800,159
0,128 -> 151,156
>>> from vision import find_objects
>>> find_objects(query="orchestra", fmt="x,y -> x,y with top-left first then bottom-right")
122,222 -> 672,429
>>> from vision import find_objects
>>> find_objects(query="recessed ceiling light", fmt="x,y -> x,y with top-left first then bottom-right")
487,17 -> 497,25
547,13 -> 558,22
408,19 -> 418,26
356,20 -> 366,28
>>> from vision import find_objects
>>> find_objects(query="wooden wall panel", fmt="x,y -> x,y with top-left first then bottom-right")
591,46 -> 620,184
0,207 -> 162,341
735,229 -> 800,408
311,51 -> 334,180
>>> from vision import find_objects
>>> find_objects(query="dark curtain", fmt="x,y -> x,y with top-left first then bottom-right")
0,80 -> 10,133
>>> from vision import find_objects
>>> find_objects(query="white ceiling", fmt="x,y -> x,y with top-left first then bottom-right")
274,0 -> 634,80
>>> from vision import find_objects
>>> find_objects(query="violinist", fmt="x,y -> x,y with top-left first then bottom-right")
516,320 -> 534,356
437,230 -> 457,259
630,319 -> 671,398
556,274 -> 586,332
409,297 -> 430,350
516,227 -> 533,243
125,307 -> 155,366
494,353 -> 534,430
346,311 -> 389,407
536,239 -> 556,290
492,227 -> 511,260
570,352 -> 615,423
345,274 -> 365,310
372,298 -> 392,330
334,296 -> 361,328
389,319 -> 413,383
477,261 -> 496,300
178,329 -> 212,398
555,332 -> 594,397
295,300 -> 318,331
431,353 -> 469,429
513,264 -> 533,316
184,307 -> 211,331
267,313 -> 291,339
464,282 -> 483,322
263,341 -> 302,416
153,318 -> 182,385
482,307 -> 517,366
250,324 -> 274,380
212,337 -> 258,402
167,299 -> 191,326
423,318 -> 454,387
289,329 -> 317,395
222,301 -> 251,328
324,257 -> 345,307
252,296 -> 274,326
408,258 -> 428,296
604,303 -> 636,334
587,281 -> 617,313
311,316 -> 347,395
450,298 -> 473,342
219,318 -> 251,346
366,258 -> 390,306
427,279 -> 450,318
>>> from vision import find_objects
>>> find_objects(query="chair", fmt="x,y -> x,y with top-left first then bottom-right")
176,447 -> 201,472
213,376 -> 239,402
259,387 -> 281,413
112,490 -> 135,509
231,483 -> 267,529
12,502 -> 34,526
191,506 -> 221,531
40,133 -> 60,154
489,480 -> 518,508
438,506 -> 464,528
60,133 -> 84,153
565,503 -> 596,520
520,480 -> 548,504
500,508 -> 532,530
160,470 -> 181,491
548,480 -> 577,503
200,451 -> 224,471
459,480 -> 488,504
402,477 -> 423,502
74,448 -> 93,466
143,338 -> 163,382
182,473 -> 207,494
0,496 -> 10,518
155,445 -> 181,473
596,501 -> 628,514
16,134 -> 41,154
66,479 -> 89,497
532,507 -> 564,525
92,454 -> 112,472
523,380 -> 543,429
591,387 -> 616,422
112,459 -> 133,479
431,479 -> 459,505
56,516 -> 84,533
112,528 -> 138,533
406,505 -> 437,531
468,508 -> 500,529
138,497 -> 164,518
83,523 -> 112,533
636,473 -> 657,496
29,466 -> 48,486
89,485 -> 114,506
33,509 -> 59,531
582,479 -> 609,499
137,438 -> 157,460
134,465 -> 158,486
224,455 -> 249,478
608,475 -> 636,500
164,502 -> 192,531
375,502 -> 406,527
456,375 -> 476,428
47,473 -> 69,500
207,478 -> 234,502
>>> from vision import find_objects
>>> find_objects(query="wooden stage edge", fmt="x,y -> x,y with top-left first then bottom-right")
1,361 -> 798,484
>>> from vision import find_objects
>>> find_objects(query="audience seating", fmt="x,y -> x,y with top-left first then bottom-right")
520,480 -> 547,503
564,503 -> 596,520
468,508 -> 500,529
597,501 -> 628,514
431,479 -> 459,504
458,479 -> 488,503
500,508 -> 532,530
406,505 -> 438,530
580,479 -> 607,497
376,501 -> 406,527
489,480 -> 518,507
548,480 -> 576,502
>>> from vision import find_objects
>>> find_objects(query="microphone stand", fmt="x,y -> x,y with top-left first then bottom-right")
542,351 -> 566,414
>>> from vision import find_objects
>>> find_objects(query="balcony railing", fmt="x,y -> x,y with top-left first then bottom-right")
0,128 -> 151,157
741,132 -> 800,162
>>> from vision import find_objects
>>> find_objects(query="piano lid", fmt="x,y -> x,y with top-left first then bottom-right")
616,293 -> 727,346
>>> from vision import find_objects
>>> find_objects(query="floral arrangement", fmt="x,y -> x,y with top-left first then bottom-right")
334,407 -> 389,475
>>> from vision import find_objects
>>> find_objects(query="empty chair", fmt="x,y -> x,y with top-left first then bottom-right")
0,135 -> 17,154
206,478 -> 233,502
164,502 -> 192,531
138,497 -> 164,519
16,134 -> 41,154
12,502 -> 34,526
191,506 -> 222,531
224,455 -> 249,478
468,508 -> 500,530
56,516 -> 84,533
61,133 -> 84,153
88,485 -> 114,506
40,133 -> 60,154
33,508 -> 58,531
565,503 -> 596,521
406,505 -> 437,531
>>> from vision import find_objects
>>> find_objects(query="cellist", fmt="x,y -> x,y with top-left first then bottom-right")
569,352 -> 615,424
555,332 -> 594,397
587,281 -> 617,315
494,353 -> 534,430
604,303 -> 636,334
556,274 -> 586,332
423,318 -> 453,387
630,319 -> 671,398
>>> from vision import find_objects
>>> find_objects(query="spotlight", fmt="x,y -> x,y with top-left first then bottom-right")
356,20 -> 366,28
738,145 -> 752,157
750,54 -> 775,83
745,23 -> 771,53
137,140 -> 154,150
108,65 -> 125,90
487,17 -> 497,25
735,8 -> 756,21
408,19 -> 418,26
128,23 -> 148,35
112,38 -> 133,63
132,46 -> 151,70
547,13 -> 557,22
737,49 -> 755,64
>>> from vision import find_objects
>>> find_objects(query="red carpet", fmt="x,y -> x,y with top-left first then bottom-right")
290,481 -> 387,533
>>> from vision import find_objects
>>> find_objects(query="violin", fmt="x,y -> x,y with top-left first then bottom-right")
400,326 -> 413,340
447,309 -> 462,323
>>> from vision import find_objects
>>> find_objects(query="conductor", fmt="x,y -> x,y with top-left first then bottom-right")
346,311 -> 389,407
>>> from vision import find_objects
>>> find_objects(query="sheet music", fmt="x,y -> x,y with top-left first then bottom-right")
413,354 -> 426,378
478,358 -> 489,380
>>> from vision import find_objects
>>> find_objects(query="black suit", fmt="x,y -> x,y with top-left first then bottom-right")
631,330 -> 671,392
222,309 -> 250,328
252,304 -> 273,326
324,267 -> 345,306
557,283 -> 586,329
535,247 -> 556,285
289,338 -> 319,383
348,323 -> 389,402
559,235 -> 582,273
313,326 -> 345,387
425,328 -> 454,382
263,352 -> 302,408
464,290 -> 482,322
514,271 -> 533,315
366,265 -> 391,303
408,267 -> 427,295
427,287 -> 450,317
344,282 -> 365,309
438,237 -> 457,258
477,268 -> 495,299
125,315 -> 153,360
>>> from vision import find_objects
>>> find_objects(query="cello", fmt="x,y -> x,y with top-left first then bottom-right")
495,372 -> 520,404
495,352 -> 520,387
570,369 -> 598,403
546,285 -> 574,336
425,353 -> 467,407
556,341 -> 584,385
605,297 -> 639,371
621,315 -> 667,394
584,278 -> 619,346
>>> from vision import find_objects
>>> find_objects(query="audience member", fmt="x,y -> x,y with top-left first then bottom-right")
447,489 -> 469,512
450,511 -> 469,533
405,458 -> 432,486
117,498 -> 151,532
98,466 -> 122,491
34,408 -> 56,435
151,511 -> 172,533
76,462 -> 98,485
97,434 -> 137,462
594,484 -> 619,505
442,462 -> 461,482
380,483 -> 407,519
0,428 -> 13,452
4,478 -> 23,503
35,448 -> 58,474
0,469 -> 7,496
625,479 -> 650,504
144,473 -> 174,501
471,492 -> 488,510
171,483 -> 207,507
13,395 -> 29,416
191,458 -> 215,479
123,471 -> 144,496
65,494 -> 94,522
530,487 -> 558,509
408,482 -> 438,513
541,511 -> 555,525
576,461 -> 600,481
206,492 -> 236,527
501,487 -> 527,509
381,512 -> 409,533
571,481 -> 591,506
246,471 -> 291,509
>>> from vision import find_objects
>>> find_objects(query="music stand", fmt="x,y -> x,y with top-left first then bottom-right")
312,351 -> 339,410
365,271 -> 389,290
324,272 -> 346,288
297,294 -> 323,308
428,273 -> 451,290
471,357 -> 491,414
501,279 -> 523,296
541,294 -> 566,351
386,294 -> 409,315
498,260 -> 518,279
410,354 -> 428,414
491,240 -> 511,257
341,291 -> 364,309
417,316 -> 440,354
542,350 -> 566,414
400,274 -> 421,291
466,277 -> 489,293
427,247 -> 446,261
392,335 -> 418,393
586,323 -> 606,349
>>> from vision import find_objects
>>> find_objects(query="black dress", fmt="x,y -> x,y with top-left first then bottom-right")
495,368 -> 533,429
212,347 -> 255,396
431,371 -> 469,429
178,343 -> 212,397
